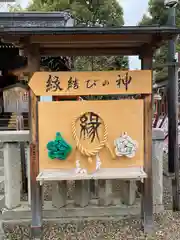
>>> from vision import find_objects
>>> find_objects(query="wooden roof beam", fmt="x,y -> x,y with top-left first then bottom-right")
40,47 -> 140,56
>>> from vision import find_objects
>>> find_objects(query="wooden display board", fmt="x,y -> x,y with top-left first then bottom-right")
3,84 -> 29,113
38,100 -> 144,172
28,70 -> 152,174
29,70 -> 152,96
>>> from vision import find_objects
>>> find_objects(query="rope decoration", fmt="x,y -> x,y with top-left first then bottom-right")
114,132 -> 138,158
47,132 -> 72,160
72,111 -> 115,163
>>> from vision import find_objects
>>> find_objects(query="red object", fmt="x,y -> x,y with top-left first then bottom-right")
53,96 -> 79,101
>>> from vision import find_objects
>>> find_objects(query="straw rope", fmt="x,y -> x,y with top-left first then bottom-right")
72,112 -> 115,163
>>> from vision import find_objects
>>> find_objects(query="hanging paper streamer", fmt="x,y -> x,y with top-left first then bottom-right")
114,132 -> 138,158
95,154 -> 101,171
75,160 -> 87,174
75,154 -> 102,174
47,132 -> 72,160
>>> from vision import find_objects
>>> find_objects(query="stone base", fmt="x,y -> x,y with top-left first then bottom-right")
1,200 -> 164,220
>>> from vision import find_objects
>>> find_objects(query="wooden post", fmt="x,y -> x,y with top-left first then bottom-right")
26,43 -> 42,239
140,52 -> 153,233
26,144 -> 31,205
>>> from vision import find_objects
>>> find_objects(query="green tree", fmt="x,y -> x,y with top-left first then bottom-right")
8,0 -> 129,71
27,0 -> 124,27
139,0 -> 180,82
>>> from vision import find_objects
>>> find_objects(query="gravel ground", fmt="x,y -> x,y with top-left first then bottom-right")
4,153 -> 180,240
4,211 -> 180,240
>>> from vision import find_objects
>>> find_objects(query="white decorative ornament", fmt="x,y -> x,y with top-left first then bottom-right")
75,160 -> 87,174
114,132 -> 138,158
75,154 -> 102,174
95,154 -> 101,171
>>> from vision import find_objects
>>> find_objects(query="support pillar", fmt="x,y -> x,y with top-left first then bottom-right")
152,128 -> 165,210
140,52 -> 153,234
4,143 -> 21,209
74,180 -> 90,207
26,43 -> 42,239
167,5 -> 180,211
98,180 -> 113,206
52,181 -> 67,208
26,144 -> 31,205
120,180 -> 137,205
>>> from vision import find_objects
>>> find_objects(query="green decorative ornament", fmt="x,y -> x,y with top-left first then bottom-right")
47,132 -> 72,160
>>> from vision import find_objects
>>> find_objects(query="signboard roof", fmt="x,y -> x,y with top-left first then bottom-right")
0,12 -> 179,56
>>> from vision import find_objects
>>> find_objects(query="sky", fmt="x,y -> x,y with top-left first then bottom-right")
0,0 -> 149,69
120,0 -> 149,69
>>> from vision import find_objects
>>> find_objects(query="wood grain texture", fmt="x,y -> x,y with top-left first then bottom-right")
38,100 -> 144,172
29,70 -> 152,96
143,94 -> 153,231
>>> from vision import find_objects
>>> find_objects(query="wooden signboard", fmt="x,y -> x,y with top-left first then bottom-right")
29,70 -> 152,96
3,84 -> 29,113
38,100 -> 144,172
28,70 -> 151,174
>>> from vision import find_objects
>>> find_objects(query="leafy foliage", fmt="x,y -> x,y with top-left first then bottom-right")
139,0 -> 180,82
26,0 -> 124,26
74,55 -> 129,71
